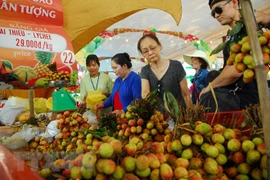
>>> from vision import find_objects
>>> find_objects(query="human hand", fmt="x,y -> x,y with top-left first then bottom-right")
84,94 -> 87,101
112,110 -> 125,117
199,86 -> 210,99
94,103 -> 104,110
101,92 -> 110,97
255,11 -> 270,28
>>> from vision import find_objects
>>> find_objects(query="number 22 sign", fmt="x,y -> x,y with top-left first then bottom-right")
61,50 -> 76,66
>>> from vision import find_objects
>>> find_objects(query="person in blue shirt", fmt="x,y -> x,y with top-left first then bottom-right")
95,53 -> 142,116
183,50 -> 210,104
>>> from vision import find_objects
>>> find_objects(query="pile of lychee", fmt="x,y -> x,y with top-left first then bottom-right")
227,30 -> 270,83
36,119 -> 267,180
26,111 -> 95,168
24,108 -> 267,180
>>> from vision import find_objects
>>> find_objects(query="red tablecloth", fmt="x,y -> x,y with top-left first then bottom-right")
0,144 -> 43,180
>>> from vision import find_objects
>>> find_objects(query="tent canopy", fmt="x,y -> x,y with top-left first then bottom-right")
62,0 -> 182,53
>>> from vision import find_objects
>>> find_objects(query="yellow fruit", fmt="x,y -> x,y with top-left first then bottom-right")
46,97 -> 53,110
18,111 -> 30,122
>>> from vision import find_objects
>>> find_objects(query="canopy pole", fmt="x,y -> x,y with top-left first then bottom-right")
28,88 -> 35,119
239,0 -> 270,178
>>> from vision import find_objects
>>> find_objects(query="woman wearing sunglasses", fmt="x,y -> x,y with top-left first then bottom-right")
137,33 -> 192,109
199,0 -> 270,110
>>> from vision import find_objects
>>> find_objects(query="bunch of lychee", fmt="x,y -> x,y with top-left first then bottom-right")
227,30 -> 270,83
26,111 -> 97,169
116,109 -> 171,142
38,136 -> 124,179
191,121 -> 267,179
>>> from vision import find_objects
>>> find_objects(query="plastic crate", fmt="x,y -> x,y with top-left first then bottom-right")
204,110 -> 250,136
52,88 -> 77,112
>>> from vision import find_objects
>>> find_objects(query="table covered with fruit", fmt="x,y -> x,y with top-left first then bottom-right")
0,89 -> 267,180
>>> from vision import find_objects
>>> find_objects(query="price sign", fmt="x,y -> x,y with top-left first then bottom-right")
61,50 -> 76,66
0,27 -> 67,52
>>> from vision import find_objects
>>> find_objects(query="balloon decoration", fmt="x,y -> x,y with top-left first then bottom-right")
76,27 -> 217,68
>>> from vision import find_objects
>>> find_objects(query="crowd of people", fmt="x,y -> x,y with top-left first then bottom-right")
80,0 -> 270,115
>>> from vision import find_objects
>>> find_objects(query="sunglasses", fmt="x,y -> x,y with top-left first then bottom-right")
211,0 -> 231,18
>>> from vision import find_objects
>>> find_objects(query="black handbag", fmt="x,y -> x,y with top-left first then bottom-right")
199,82 -> 241,112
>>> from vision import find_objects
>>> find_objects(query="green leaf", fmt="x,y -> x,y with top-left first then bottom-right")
163,92 -> 171,114
210,41 -> 229,55
163,91 -> 179,119
9,73 -> 18,79
167,91 -> 179,118
108,120 -> 117,132
2,60 -> 13,69
238,9 -> 244,17
228,21 -> 244,36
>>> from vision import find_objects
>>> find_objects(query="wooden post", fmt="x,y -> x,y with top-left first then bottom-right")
239,0 -> 270,178
28,88 -> 35,119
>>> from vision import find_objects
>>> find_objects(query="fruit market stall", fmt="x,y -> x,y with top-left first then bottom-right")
0,89 -> 267,180
0,0 -> 270,180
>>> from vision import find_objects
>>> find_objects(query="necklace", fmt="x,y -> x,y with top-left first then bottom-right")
90,73 -> 100,90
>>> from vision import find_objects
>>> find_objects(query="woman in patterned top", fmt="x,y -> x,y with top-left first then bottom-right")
137,34 -> 192,109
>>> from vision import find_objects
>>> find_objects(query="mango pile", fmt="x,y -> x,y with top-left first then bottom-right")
227,30 -> 270,83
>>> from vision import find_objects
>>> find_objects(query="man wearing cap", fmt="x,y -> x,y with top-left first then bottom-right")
183,50 -> 209,104
200,0 -> 270,110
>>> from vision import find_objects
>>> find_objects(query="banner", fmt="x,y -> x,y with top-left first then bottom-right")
0,0 -> 77,89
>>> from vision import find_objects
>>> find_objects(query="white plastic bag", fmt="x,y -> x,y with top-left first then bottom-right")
83,111 -> 97,126
2,131 -> 28,150
20,124 -> 44,142
166,117 -> 175,131
39,120 -> 59,142
7,96 -> 29,108
0,97 -> 29,125
2,124 -> 42,150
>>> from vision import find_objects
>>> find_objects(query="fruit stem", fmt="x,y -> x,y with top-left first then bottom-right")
177,125 -> 197,134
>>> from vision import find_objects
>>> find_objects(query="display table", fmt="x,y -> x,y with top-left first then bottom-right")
0,88 -> 55,99
0,144 -> 43,180
0,126 -> 43,180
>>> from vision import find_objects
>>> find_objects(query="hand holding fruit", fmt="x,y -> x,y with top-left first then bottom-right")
227,29 -> 270,83
111,109 -> 124,117
101,91 -> 110,97
94,103 -> 104,111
